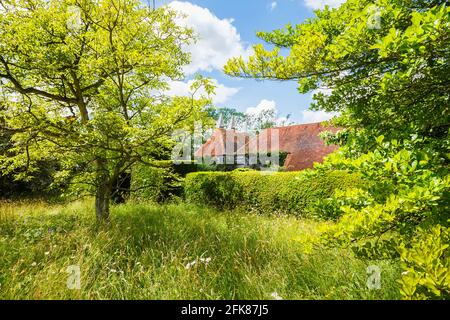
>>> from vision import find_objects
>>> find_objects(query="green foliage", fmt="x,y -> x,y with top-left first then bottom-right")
232,168 -> 257,172
0,162 -> 61,199
398,225 -> 450,299
206,105 -> 292,131
130,163 -> 189,203
225,0 -> 450,161
207,107 -> 246,127
314,136 -> 450,298
224,0 -> 450,299
184,170 -> 362,216
225,0 -> 450,142
130,165 -> 167,203
0,200 -> 400,299
0,0 -> 215,219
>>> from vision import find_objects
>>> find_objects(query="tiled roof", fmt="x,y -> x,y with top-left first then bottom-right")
194,123 -> 339,171
194,128 -> 249,158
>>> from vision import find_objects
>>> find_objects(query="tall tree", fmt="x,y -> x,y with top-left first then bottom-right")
244,101 -> 278,131
225,0 -> 449,144
207,107 -> 246,129
207,105 -> 291,131
225,0 -> 450,298
0,0 -> 214,221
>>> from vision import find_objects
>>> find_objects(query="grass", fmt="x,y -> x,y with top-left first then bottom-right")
0,199 -> 401,300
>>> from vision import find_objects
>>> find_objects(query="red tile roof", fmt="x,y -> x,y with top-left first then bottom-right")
194,128 -> 249,158
194,123 -> 339,171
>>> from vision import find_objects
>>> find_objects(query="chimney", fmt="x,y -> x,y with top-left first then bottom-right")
228,115 -> 236,131
216,114 -> 224,129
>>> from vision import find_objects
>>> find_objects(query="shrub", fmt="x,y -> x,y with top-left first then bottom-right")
130,161 -> 203,202
315,137 -> 450,299
130,163 -> 189,202
184,170 -> 362,217
398,226 -> 450,300
130,165 -> 167,202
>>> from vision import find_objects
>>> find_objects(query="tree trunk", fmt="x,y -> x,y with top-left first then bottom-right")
95,158 -> 111,223
95,183 -> 111,223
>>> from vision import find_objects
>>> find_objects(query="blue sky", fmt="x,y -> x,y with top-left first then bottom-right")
159,0 -> 345,124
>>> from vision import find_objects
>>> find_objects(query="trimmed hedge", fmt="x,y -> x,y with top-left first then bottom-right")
184,170 -> 362,217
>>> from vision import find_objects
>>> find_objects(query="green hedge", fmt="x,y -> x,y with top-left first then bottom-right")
130,162 -> 201,202
184,170 -> 362,217
130,165 -> 168,202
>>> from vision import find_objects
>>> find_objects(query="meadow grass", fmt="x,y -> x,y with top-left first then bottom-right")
0,199 -> 401,299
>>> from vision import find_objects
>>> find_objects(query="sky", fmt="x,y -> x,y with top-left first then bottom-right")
156,0 -> 346,124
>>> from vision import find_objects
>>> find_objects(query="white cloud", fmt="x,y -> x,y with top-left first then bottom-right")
303,0 -> 346,10
168,1 -> 251,75
270,1 -> 277,11
245,99 -> 290,127
245,99 -> 277,116
275,116 -> 290,127
299,110 -> 338,124
246,101 -> 337,125
164,79 -> 240,105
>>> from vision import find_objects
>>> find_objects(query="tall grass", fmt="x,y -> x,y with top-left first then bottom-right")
0,200 -> 401,299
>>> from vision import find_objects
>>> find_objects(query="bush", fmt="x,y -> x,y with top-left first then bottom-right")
130,163 -> 188,202
315,137 -> 450,299
184,170 -> 362,217
398,226 -> 450,300
130,161 -> 203,202
130,165 -> 167,202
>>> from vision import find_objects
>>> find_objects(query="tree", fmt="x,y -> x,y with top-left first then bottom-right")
225,0 -> 449,143
207,106 -> 246,129
0,0 -> 214,221
225,0 -> 450,298
208,105 -> 291,132
244,101 -> 278,131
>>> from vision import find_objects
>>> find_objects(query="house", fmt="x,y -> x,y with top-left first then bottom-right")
193,127 -> 250,165
194,120 -> 339,171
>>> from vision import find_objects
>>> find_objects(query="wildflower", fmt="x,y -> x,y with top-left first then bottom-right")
271,292 -> 283,300
199,257 -> 212,265
44,251 -> 50,255
185,256 -> 213,270
31,262 -> 37,267
185,260 -> 197,270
